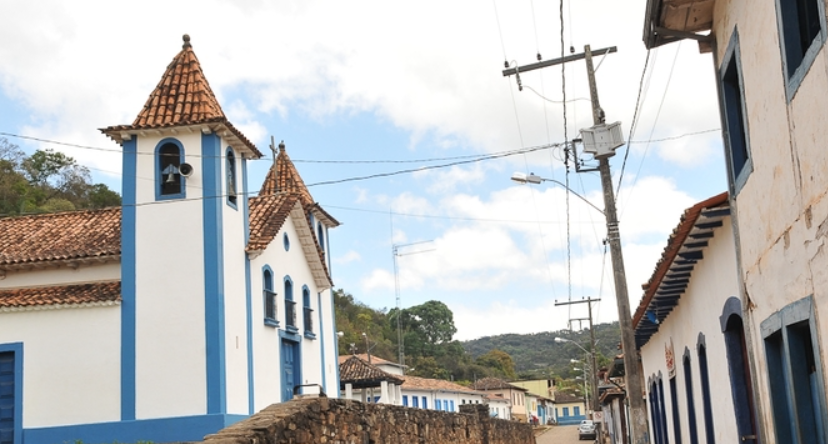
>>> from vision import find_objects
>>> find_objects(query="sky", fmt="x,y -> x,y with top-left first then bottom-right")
0,0 -> 726,341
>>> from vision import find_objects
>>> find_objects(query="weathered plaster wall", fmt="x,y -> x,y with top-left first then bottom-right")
711,0 -> 828,440
639,219 -> 740,444
201,398 -> 535,444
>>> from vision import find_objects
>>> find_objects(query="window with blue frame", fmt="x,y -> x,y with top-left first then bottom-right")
317,222 -> 325,254
302,286 -> 314,338
670,377 -> 683,444
412,396 -> 419,408
563,407 -> 569,417
449,400 -> 455,412
403,395 -> 408,407
775,0 -> 826,98
720,31 -> 752,195
284,276 -> 296,331
157,141 -> 184,199
698,338 -> 716,444
436,399 -> 442,411
762,296 -> 827,444
574,406 -> 580,416
422,397 -> 427,409
263,267 -> 278,326
683,351 -> 699,444
226,148 -> 237,207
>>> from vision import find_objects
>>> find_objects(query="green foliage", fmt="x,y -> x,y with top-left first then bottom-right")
0,138 -> 121,216
475,349 -> 517,380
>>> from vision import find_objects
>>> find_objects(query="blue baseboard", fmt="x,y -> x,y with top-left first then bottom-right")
23,413 -> 247,444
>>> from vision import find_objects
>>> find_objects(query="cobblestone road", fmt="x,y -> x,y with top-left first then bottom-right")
535,425 -> 593,444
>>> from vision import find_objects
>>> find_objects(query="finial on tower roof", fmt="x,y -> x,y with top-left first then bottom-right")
279,141 -> 286,152
182,34 -> 191,49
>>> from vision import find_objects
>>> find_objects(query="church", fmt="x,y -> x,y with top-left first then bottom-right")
0,35 -> 340,444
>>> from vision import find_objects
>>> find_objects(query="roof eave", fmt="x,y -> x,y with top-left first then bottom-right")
642,0 -> 716,51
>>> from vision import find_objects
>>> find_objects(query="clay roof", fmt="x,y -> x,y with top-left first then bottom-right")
260,142 -> 314,206
472,377 -> 527,392
100,35 -> 262,158
0,281 -> 121,310
339,355 -> 404,389
401,375 -> 480,394
247,193 -> 301,252
553,392 -> 583,404
337,354 -> 400,367
633,192 -> 730,348
0,208 -> 121,270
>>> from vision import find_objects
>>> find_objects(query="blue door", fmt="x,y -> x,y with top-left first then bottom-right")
280,340 -> 300,401
0,352 -> 15,444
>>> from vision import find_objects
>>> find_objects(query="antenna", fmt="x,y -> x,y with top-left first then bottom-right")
392,239 -> 435,374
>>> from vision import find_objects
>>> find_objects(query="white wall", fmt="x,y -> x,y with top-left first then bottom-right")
222,146 -> 250,415
639,219 -> 740,444
0,306 -> 120,427
134,133 -> 207,418
249,211 -> 328,411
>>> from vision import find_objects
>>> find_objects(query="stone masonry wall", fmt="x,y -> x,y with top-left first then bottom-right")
201,397 -> 535,444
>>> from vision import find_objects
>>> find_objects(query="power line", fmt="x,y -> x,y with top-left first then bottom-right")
615,49 -> 652,197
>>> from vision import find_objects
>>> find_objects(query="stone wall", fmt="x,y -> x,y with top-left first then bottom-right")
201,397 -> 535,444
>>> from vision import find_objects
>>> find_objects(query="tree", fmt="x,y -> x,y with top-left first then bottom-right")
0,138 -> 121,216
476,349 -> 517,380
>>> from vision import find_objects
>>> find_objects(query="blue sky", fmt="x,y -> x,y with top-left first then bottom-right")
0,0 -> 725,340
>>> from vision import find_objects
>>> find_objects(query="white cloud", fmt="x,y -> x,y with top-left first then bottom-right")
361,268 -> 395,292
334,250 -> 361,265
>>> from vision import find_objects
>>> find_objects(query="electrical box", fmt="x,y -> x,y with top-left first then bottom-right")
580,122 -> 624,158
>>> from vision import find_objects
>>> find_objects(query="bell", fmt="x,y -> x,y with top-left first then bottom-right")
166,172 -> 176,183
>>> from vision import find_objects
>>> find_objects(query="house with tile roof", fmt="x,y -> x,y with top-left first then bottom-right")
338,354 -> 489,412
632,193 -> 742,444
337,353 -> 406,375
472,377 -> 529,422
0,35 -> 340,444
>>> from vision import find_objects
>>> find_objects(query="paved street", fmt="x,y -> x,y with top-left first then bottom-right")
536,425 -> 589,444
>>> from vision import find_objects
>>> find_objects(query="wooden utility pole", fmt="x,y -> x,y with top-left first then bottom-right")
503,45 -> 650,444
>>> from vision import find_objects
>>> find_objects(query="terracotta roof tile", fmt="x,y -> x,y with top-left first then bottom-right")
472,377 -> 527,391
0,208 -> 121,269
246,193 -> 300,252
0,281 -> 121,309
337,354 -> 399,367
339,355 -> 404,389
401,375 -> 480,394
260,142 -> 314,206
100,35 -> 262,158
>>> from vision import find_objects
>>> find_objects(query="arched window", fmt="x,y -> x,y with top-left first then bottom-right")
284,276 -> 296,330
302,286 -> 314,337
697,336 -> 715,444
317,222 -> 325,253
720,297 -> 759,444
156,140 -> 185,199
263,267 -> 277,326
226,148 -> 237,207
683,349 -> 699,444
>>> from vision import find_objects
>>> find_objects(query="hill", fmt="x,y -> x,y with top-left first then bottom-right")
461,322 -> 622,379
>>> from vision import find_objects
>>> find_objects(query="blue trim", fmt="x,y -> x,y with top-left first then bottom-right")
262,265 -> 279,327
283,232 -> 290,251
202,133 -> 226,415
22,414 -> 247,444
120,138 -> 137,421
242,154 -> 254,415
0,342 -> 23,444
225,147 -> 238,211
302,285 -> 314,339
318,293 -> 326,393
774,0 -> 827,101
718,30 -> 753,196
331,289 -> 340,396
279,329 -> 302,343
154,138 -> 186,201
284,276 -> 298,333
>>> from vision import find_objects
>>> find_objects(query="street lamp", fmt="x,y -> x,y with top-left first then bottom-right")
511,172 -> 605,215
556,337 -> 599,419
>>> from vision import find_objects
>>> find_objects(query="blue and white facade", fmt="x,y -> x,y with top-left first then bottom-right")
0,37 -> 339,444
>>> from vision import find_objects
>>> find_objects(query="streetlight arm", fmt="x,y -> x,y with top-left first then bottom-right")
511,173 -> 605,215
556,337 -> 591,355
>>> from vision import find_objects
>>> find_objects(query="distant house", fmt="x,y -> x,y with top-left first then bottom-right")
552,392 -> 586,425
338,353 -> 406,375
0,35 -> 340,444
644,0 -> 828,441
472,377 -> 529,422
338,355 -> 487,410
485,394 -> 512,420
633,193 -> 742,444
511,379 -> 555,424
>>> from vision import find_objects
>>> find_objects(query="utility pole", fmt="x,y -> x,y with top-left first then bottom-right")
555,298 -> 600,420
503,45 -> 650,444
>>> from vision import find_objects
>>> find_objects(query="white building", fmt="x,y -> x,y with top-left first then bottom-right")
633,193 -> 742,444
643,0 -> 828,441
0,35 -> 339,444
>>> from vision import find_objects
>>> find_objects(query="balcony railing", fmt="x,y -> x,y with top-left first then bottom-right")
264,290 -> 278,325
285,300 -> 297,330
304,307 -> 314,333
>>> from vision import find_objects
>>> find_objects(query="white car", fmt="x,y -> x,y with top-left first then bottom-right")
578,419 -> 597,440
